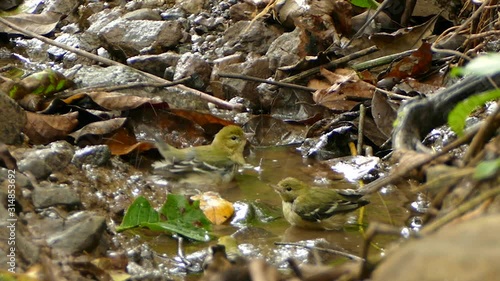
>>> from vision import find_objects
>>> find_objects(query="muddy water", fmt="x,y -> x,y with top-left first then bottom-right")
134,145 -> 412,278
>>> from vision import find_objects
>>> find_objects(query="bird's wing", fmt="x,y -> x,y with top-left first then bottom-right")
153,158 -> 234,177
293,189 -> 368,222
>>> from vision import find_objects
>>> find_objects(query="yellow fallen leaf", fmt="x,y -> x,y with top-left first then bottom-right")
191,192 -> 234,225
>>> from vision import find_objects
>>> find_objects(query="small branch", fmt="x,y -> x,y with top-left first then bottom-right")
345,0 -> 393,48
69,77 -> 192,94
359,223 -> 417,278
279,46 -> 379,84
352,49 -> 416,71
0,17 -> 243,111
218,73 -> 316,92
420,187 -> 500,235
463,100 -> 500,163
358,127 -> 477,195
448,0 -> 491,43
275,241 -> 363,261
357,104 -> 366,155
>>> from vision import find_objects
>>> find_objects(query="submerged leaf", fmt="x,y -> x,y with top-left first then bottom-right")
117,196 -> 159,232
160,194 -> 212,229
117,195 -> 211,241
142,221 -> 211,242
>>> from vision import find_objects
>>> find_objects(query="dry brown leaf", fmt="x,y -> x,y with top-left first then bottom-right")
86,92 -> 166,111
105,127 -> 156,156
370,15 -> 438,56
24,111 -> 78,144
0,12 -> 60,35
311,68 -> 375,111
70,118 -> 127,143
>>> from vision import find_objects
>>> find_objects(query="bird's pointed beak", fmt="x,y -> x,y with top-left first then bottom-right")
270,184 -> 281,193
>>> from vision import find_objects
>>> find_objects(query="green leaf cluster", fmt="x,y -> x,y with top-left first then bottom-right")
447,89 -> 500,136
350,0 -> 379,8
117,195 -> 212,242
448,53 -> 500,136
450,53 -> 500,77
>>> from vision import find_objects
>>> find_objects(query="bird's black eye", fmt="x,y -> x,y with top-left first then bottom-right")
285,187 -> 292,192
231,136 -> 238,141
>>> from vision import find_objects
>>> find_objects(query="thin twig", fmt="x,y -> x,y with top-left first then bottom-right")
69,77 -> 192,94
463,101 -> 500,163
0,17 -> 243,111
218,73 -> 316,92
375,87 -> 412,100
358,127 -> 478,195
421,187 -> 500,235
345,0 -> 392,48
357,104 -> 365,155
360,223 -> 416,278
275,242 -> 364,261
352,49 -> 416,71
286,259 -> 304,279
279,46 -> 379,83
468,30 -> 500,40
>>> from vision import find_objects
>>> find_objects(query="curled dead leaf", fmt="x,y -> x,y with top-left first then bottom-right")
191,192 -> 234,225
24,111 -> 79,144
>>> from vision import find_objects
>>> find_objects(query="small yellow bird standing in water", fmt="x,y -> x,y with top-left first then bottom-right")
274,177 -> 369,230
152,125 -> 246,185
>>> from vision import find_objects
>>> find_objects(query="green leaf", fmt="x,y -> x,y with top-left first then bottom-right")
116,196 -> 159,232
117,194 -> 212,241
142,221 -> 211,242
473,158 -> 500,180
457,53 -> 500,77
160,194 -> 212,229
447,89 -> 500,136
350,0 -> 378,8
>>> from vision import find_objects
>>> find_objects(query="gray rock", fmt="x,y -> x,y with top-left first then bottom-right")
32,186 -> 80,208
99,19 -> 183,57
266,28 -> 301,71
174,52 -> 212,90
66,64 -> 209,110
69,65 -> 146,88
161,7 -> 186,20
218,55 -> 272,107
0,0 -> 22,10
47,214 -> 106,255
17,231 -> 40,265
217,21 -> 282,56
17,141 -> 74,179
43,0 -> 79,16
177,0 -> 207,14
72,145 -> 111,167
123,8 -> 162,21
127,52 -> 181,77
0,168 -> 32,189
372,215 -> 500,281
86,9 -> 123,35
47,33 -> 81,63
0,91 -> 27,144
17,158 -> 51,179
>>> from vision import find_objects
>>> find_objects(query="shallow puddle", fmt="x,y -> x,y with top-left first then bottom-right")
120,145 -> 413,279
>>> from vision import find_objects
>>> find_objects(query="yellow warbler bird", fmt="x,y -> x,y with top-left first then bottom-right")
152,125 -> 246,185
274,177 -> 369,230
